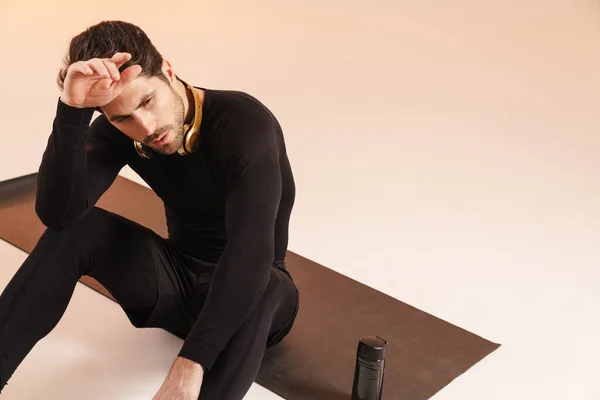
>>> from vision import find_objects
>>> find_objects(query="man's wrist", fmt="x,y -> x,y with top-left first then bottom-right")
59,95 -> 77,108
171,356 -> 205,377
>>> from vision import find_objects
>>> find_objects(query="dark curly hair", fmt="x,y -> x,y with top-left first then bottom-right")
57,20 -> 169,90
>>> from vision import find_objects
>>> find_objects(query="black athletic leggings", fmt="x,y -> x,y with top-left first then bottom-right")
0,207 -> 299,399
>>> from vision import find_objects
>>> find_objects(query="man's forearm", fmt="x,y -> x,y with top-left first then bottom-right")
36,99 -> 95,227
152,357 -> 204,400
36,98 -> 125,228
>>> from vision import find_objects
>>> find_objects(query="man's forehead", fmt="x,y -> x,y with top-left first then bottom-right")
114,77 -> 153,102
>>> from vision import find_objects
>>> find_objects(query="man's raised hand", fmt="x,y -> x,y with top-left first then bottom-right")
60,52 -> 142,109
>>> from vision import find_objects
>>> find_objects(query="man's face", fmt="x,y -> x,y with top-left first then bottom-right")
101,74 -> 185,155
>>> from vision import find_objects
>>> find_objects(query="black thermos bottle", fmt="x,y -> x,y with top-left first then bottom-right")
351,336 -> 387,400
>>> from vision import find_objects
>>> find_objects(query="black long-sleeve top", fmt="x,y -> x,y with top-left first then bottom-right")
35,87 -> 296,372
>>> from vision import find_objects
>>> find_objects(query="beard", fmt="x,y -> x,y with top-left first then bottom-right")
143,87 -> 185,155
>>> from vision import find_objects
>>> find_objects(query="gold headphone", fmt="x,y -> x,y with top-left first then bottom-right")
134,78 -> 203,159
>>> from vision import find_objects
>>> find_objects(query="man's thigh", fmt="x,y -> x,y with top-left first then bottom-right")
81,207 -> 198,336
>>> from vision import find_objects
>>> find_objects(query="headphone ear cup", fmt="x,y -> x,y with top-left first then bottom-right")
181,128 -> 201,155
134,141 -> 153,159
176,80 -> 203,156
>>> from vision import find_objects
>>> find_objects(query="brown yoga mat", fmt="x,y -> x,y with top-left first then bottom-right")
0,173 -> 500,399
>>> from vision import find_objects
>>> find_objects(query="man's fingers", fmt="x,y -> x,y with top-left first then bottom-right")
101,59 -> 120,81
111,52 -> 132,69
70,54 -> 133,81
109,64 -> 142,92
86,58 -> 111,79
70,61 -> 93,76
119,64 -> 142,84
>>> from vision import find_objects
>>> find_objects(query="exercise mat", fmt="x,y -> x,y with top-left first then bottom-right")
0,173 -> 500,399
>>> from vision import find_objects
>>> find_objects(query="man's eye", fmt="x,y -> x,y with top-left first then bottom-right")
113,98 -> 153,123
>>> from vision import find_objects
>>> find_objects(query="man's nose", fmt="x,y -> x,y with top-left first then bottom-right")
136,114 -> 156,138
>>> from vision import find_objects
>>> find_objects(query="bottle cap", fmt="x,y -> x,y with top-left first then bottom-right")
357,336 -> 387,362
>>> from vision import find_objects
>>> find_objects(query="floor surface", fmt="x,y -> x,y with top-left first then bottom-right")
1,235 -> 599,399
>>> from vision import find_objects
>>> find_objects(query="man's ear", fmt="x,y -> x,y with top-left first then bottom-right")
161,59 -> 177,84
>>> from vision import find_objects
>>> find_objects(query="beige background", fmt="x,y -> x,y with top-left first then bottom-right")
1,1 -> 599,399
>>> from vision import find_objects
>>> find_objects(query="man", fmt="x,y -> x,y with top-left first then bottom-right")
0,20 -> 299,399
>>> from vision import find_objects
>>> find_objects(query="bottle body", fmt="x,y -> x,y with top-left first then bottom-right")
351,336 -> 387,400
